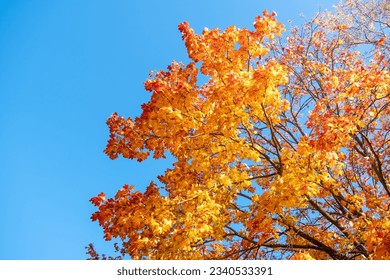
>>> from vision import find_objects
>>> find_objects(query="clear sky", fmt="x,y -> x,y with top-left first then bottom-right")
0,0 -> 339,259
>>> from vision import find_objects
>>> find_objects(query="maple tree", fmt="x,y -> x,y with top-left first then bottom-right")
89,1 -> 390,260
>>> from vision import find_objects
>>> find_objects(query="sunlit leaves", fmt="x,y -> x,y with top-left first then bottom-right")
90,2 -> 390,260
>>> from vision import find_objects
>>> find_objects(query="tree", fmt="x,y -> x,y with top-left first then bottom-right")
89,1 -> 390,260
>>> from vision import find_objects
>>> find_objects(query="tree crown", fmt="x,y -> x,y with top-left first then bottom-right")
89,2 -> 390,260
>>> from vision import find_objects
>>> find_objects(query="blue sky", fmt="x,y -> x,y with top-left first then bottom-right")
0,0 -> 339,259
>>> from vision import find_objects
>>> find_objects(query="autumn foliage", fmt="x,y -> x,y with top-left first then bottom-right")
89,1 -> 390,259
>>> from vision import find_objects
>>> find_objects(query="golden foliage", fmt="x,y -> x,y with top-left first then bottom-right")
89,3 -> 390,260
